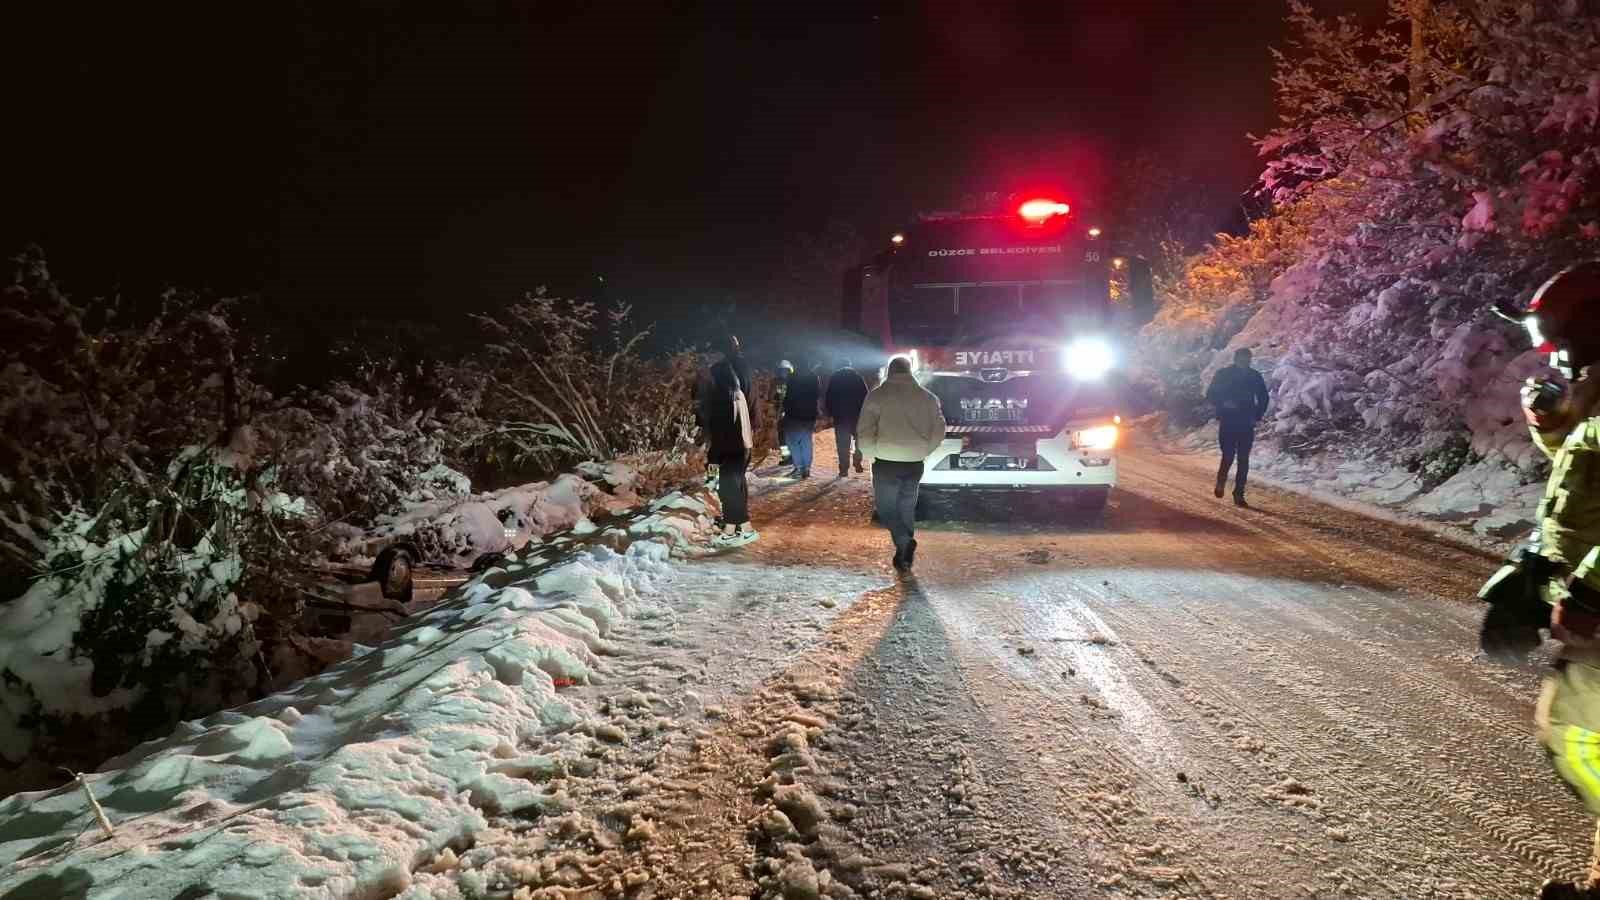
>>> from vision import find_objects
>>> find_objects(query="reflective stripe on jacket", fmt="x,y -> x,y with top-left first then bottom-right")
1534,411 -> 1600,592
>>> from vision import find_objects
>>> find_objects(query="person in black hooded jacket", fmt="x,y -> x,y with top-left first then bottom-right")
824,359 -> 869,476
782,363 -> 821,478
1205,347 -> 1270,507
698,355 -> 759,546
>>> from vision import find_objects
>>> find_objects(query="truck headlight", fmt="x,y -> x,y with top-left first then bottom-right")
1075,424 -> 1118,451
1062,338 -> 1114,380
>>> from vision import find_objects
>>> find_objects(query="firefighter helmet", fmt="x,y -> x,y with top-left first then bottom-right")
1528,262 -> 1600,355
1497,262 -> 1600,375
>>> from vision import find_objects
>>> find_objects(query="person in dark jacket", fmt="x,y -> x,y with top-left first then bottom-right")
774,360 -> 794,466
1205,347 -> 1271,507
698,353 -> 759,547
824,359 -> 869,477
782,363 -> 821,479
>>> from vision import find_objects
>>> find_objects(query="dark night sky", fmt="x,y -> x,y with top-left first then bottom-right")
4,2 -> 1381,332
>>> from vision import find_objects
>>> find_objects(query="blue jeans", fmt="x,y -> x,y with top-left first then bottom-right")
784,420 -> 815,470
872,460 -> 924,558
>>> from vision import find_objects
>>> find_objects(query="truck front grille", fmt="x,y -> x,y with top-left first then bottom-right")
946,425 -> 1055,435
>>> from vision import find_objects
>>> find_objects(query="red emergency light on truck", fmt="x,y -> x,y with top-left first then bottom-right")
842,196 -> 1151,512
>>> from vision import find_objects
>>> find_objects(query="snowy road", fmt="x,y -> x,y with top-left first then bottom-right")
8,433 -> 1576,900
675,432 -> 1588,899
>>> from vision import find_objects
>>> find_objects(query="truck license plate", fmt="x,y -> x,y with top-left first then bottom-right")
967,408 -> 1024,423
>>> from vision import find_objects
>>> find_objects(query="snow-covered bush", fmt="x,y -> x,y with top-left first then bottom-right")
0,251 -> 477,778
465,292 -> 703,478
1139,0 -> 1600,471
0,251 -> 257,585
259,366 -> 479,532
0,250 -> 305,775
0,251 -> 721,789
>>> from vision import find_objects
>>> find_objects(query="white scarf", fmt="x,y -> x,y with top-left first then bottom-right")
732,388 -> 753,450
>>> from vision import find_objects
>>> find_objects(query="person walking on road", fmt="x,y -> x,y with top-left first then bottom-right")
698,348 -> 759,548
824,358 -> 869,477
1205,347 -> 1270,507
782,361 -> 821,479
858,355 -> 945,573
1476,264 -> 1600,900
775,360 -> 795,467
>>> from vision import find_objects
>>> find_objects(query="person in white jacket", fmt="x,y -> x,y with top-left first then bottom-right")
857,356 -> 945,572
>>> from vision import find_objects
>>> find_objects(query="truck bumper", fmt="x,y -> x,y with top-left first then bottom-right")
916,433 -> 1117,490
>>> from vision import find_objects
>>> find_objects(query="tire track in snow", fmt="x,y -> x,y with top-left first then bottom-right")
914,570 -> 1225,899
1085,562 -> 1579,897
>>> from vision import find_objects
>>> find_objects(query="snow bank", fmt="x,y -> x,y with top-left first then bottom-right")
0,494 -> 713,899
0,461 -> 664,781
1243,445 -> 1542,545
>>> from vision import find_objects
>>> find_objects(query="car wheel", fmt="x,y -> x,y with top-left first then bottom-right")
372,545 -> 415,603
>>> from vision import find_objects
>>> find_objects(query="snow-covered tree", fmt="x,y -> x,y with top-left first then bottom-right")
1141,0 -> 1600,473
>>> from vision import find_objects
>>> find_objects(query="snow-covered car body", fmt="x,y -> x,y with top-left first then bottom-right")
844,201 -> 1127,507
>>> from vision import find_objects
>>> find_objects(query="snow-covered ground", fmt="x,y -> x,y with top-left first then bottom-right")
1,436 -> 1580,899
0,454 -> 673,798
1167,425 -> 1541,551
0,508 -> 694,896
0,479 -> 886,899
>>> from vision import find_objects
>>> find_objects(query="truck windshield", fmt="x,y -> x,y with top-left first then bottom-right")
890,281 -> 1097,344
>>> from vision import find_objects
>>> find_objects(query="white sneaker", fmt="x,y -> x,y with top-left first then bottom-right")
714,528 -> 759,548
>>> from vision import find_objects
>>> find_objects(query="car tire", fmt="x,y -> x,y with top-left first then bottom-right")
372,545 -> 416,603
1074,486 -> 1110,514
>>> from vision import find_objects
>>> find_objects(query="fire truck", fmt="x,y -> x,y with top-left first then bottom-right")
842,196 -> 1150,512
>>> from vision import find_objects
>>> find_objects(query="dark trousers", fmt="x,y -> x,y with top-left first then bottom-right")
872,460 -> 924,558
1217,419 -> 1256,497
834,419 -> 863,471
715,450 -> 750,525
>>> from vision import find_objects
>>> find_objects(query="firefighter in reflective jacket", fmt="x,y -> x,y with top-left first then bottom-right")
1482,263 -> 1600,900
